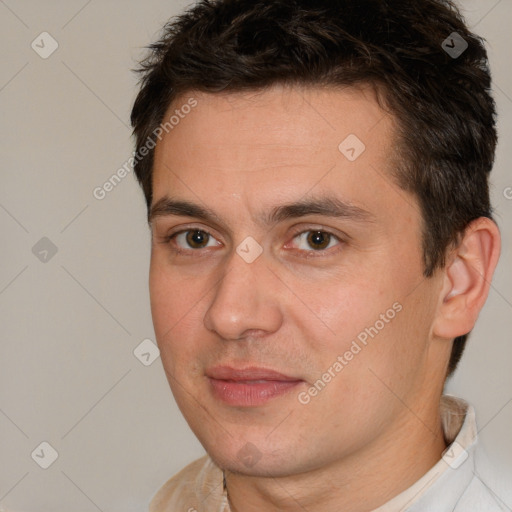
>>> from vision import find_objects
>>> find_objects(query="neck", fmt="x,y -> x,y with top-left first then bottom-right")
224,400 -> 446,512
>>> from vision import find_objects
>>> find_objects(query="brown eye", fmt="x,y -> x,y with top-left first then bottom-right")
185,230 -> 210,248
289,230 -> 341,253
306,231 -> 331,250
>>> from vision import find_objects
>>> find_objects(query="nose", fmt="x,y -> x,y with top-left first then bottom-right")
203,249 -> 283,341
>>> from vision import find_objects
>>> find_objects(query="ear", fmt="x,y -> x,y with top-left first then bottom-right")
433,217 -> 501,339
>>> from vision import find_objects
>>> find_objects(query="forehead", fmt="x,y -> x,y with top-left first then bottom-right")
151,84 -> 417,231
157,84 -> 391,170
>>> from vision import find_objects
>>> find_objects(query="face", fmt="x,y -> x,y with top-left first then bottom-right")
149,85 -> 446,477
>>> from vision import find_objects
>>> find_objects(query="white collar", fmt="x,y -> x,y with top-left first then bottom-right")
372,395 -> 476,511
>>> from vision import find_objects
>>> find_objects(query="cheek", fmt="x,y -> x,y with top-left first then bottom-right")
149,253 -> 228,384
149,252 -> 203,327
149,257 -> 205,361
295,262 -> 426,381
293,275 -> 390,351
149,264 -> 175,338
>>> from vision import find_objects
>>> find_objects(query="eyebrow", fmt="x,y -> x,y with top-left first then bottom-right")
149,198 -> 219,225
148,195 -> 375,226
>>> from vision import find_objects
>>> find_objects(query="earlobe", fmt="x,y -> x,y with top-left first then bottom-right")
433,217 -> 501,339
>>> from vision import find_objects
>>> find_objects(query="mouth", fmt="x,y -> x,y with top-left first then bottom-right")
206,366 -> 304,407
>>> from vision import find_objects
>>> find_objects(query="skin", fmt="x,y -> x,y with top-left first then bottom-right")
148,84 -> 500,511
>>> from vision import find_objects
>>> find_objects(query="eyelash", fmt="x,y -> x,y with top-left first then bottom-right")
162,229 -> 218,256
162,226 -> 344,257
286,228 -> 342,255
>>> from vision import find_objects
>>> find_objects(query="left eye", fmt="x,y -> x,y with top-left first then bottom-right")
174,229 -> 221,250
291,230 -> 340,251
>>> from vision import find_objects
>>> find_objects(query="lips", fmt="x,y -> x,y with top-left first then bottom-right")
207,366 -> 299,381
206,366 -> 303,406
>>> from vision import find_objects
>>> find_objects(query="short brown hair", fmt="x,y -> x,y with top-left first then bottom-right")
131,0 -> 497,376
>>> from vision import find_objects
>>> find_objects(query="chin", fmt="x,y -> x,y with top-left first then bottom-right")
198,432 -> 313,478
210,451 -> 297,477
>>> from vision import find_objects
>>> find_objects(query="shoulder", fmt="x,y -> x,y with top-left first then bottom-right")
149,455 -> 226,512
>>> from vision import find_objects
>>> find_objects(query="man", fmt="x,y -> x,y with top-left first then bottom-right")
130,0 -> 505,510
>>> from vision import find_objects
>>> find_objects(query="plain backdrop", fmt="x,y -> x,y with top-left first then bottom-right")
0,1 -> 510,510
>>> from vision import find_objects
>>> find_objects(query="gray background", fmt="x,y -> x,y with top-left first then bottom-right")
0,1 -> 510,510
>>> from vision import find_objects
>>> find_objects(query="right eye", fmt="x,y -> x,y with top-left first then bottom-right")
168,229 -> 222,251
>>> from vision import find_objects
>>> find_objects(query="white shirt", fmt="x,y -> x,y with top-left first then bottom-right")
149,395 -> 509,511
